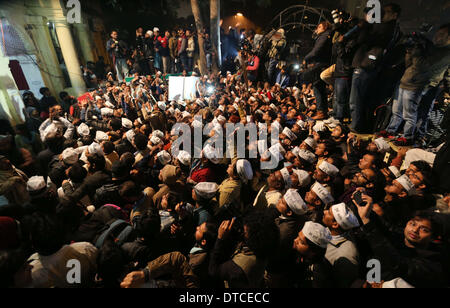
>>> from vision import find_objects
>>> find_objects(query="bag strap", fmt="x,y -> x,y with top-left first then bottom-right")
116,225 -> 133,246
104,204 -> 122,211
95,219 -> 128,248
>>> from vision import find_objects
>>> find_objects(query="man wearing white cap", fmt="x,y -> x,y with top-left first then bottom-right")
176,150 -> 191,167
157,101 -> 167,111
39,105 -> 74,142
192,182 -> 219,225
314,160 -> 339,184
100,107 -> 114,118
292,221 -> 334,287
77,123 -> 90,137
189,145 -> 218,185
305,182 -> 335,220
293,148 -> 316,172
379,173 -> 434,227
277,189 -> 308,218
61,147 -> 79,166
27,176 -> 48,198
404,160 -> 433,196
282,127 -> 297,141
149,135 -> 163,146
122,118 -> 133,130
218,160 -> 244,215
172,150 -> 191,179
253,170 -> 285,210
266,189 -> 308,287
95,131 -> 109,143
291,169 -> 311,189
156,150 -> 172,166
386,174 -> 415,199
322,202 -> 360,287
78,142 -> 110,171
301,137 -> 317,152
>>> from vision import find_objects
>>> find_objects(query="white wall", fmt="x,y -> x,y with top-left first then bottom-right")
9,55 -> 46,99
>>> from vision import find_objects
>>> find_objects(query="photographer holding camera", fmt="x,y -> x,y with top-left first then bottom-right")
386,23 -> 450,146
106,30 -> 129,83
133,27 -> 150,76
327,10 -> 364,123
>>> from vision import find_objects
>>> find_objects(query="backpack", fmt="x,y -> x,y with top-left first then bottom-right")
94,183 -> 120,207
95,219 -> 133,248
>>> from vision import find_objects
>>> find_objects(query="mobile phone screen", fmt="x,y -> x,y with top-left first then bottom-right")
353,191 -> 366,207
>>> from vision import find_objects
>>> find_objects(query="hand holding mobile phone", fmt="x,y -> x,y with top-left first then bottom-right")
353,190 -> 367,207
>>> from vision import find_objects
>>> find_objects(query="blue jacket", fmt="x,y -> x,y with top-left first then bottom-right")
275,72 -> 290,88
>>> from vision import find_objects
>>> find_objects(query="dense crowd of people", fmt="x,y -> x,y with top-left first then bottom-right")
105,26 -> 217,82
0,2 -> 449,289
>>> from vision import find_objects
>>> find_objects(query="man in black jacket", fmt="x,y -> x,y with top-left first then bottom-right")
106,30 -> 128,82
302,22 -> 333,120
266,189 -> 306,287
208,213 -> 279,288
63,153 -> 111,204
93,160 -> 130,208
331,25 -> 359,123
349,3 -> 402,133
357,194 -> 448,288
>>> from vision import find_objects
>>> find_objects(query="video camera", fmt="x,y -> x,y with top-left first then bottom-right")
240,37 -> 253,53
401,23 -> 434,53
332,9 -> 351,25
331,9 -> 359,39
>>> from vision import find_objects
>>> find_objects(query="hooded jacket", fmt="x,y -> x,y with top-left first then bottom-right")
152,165 -> 190,208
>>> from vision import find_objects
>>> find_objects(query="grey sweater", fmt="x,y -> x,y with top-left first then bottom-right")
325,233 -> 360,288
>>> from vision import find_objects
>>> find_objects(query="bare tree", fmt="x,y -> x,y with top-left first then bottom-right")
190,0 -> 207,75
210,0 -> 221,73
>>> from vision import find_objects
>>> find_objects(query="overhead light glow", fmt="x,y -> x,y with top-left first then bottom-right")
236,13 -> 243,17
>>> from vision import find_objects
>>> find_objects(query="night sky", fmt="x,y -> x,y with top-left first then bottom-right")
96,0 -> 449,42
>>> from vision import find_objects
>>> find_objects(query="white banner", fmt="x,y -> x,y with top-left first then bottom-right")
168,76 -> 200,101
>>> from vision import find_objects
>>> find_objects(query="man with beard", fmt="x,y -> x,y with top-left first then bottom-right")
340,168 -> 376,205
313,160 -> 340,199
304,182 -> 335,222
